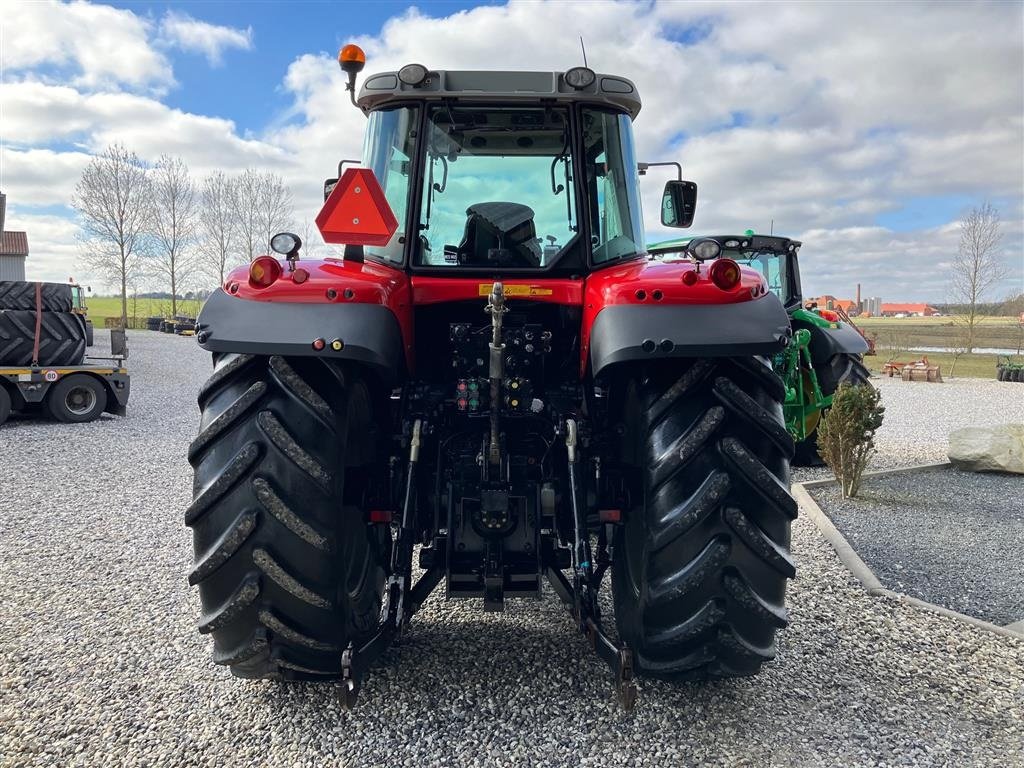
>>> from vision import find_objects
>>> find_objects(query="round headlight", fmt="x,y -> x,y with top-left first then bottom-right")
564,66 -> 596,90
689,239 -> 722,261
270,232 -> 302,256
398,63 -> 429,86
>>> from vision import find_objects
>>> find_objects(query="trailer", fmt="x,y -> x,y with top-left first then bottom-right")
0,328 -> 130,425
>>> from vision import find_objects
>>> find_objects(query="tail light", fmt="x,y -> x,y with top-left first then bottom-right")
817,309 -> 840,322
709,258 -> 741,291
249,256 -> 282,288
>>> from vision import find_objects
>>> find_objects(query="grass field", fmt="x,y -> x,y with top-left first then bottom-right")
854,315 -> 1021,378
865,351 -> 1005,379
86,296 -> 203,327
856,315 -> 1023,353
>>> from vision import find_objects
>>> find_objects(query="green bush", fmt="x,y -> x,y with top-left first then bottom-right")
817,383 -> 884,499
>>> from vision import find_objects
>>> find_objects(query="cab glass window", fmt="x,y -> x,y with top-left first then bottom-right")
581,110 -> 644,264
361,106 -> 419,264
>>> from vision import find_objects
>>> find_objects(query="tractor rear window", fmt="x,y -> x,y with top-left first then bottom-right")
582,110 -> 644,264
415,106 -> 578,268
361,106 -> 420,264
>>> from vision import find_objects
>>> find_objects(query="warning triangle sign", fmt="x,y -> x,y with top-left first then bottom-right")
316,167 -> 399,246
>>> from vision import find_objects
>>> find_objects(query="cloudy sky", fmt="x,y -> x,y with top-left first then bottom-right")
1,0 -> 1022,302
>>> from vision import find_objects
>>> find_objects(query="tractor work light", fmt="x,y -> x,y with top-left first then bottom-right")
709,258 -> 742,291
398,63 -> 429,86
248,256 -> 282,288
270,232 -> 302,257
689,238 -> 722,261
564,66 -> 596,89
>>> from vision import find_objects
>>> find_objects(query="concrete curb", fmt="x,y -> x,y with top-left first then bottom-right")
793,468 -> 1024,642
798,461 -> 952,489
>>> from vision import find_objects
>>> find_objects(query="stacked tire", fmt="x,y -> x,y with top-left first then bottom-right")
0,281 -> 87,366
147,316 -> 164,331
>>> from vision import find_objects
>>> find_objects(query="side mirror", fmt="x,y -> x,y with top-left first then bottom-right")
661,180 -> 697,228
324,178 -> 339,201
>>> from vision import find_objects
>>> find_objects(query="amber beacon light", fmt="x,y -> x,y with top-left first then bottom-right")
339,44 -> 367,107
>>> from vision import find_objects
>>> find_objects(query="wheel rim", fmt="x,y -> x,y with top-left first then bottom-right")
65,385 -> 97,416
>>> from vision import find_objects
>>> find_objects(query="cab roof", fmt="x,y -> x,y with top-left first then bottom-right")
357,69 -> 642,118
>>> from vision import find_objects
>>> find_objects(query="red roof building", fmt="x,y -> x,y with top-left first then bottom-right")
0,230 -> 29,256
881,303 -> 938,316
0,193 -> 29,281
809,295 -> 858,313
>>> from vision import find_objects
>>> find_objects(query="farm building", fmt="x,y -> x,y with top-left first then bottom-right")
880,303 -> 938,317
0,193 -> 29,281
808,295 -> 858,313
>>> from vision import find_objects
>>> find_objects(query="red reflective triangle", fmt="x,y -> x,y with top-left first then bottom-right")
316,167 -> 399,247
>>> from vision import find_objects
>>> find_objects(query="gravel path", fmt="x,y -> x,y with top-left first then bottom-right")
1,332 -> 1022,767
809,468 -> 1024,626
792,372 -> 1024,484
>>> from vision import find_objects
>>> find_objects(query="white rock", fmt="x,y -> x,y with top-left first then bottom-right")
948,424 -> 1024,474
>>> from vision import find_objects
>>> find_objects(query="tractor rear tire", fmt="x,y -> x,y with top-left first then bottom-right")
0,281 -> 73,312
612,356 -> 796,681
793,353 -> 872,466
187,353 -> 387,679
0,309 -> 87,366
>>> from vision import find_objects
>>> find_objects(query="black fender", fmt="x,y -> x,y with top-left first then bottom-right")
589,294 -> 792,378
196,289 -> 406,384
797,320 -> 869,368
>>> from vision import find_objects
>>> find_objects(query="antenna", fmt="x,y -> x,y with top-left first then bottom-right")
770,218 -> 774,235
580,36 -> 588,68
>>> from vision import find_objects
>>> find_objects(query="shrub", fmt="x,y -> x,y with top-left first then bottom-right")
817,383 -> 884,499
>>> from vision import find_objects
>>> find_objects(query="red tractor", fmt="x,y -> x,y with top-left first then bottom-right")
188,48 -> 796,708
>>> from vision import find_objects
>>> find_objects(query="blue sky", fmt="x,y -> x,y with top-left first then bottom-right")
105,1 -> 495,134
2,1 -> 1022,301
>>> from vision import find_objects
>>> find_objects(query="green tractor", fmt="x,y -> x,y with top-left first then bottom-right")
650,233 -> 872,465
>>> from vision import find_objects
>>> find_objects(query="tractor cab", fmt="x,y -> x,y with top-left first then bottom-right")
322,52 -> 697,273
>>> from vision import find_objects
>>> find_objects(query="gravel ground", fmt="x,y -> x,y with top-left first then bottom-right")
2,332 -> 1023,767
809,468 -> 1024,626
792,372 -> 1024,484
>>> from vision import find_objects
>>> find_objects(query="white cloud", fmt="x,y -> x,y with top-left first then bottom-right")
0,0 -> 172,90
1,0 -> 1021,299
2,82 -> 292,190
0,209 -> 84,284
158,11 -> 253,66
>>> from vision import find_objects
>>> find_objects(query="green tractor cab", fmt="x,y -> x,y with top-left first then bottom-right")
650,232 -> 874,464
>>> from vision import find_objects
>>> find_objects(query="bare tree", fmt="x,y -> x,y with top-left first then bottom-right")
198,171 -> 238,286
257,172 -> 294,252
952,203 -> 1006,353
150,155 -> 198,317
230,169 -> 294,262
72,144 -> 151,327
298,217 -> 326,259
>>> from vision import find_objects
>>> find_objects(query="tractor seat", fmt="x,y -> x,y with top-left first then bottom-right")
458,202 -> 542,267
